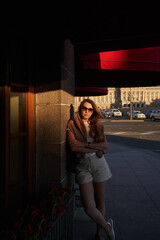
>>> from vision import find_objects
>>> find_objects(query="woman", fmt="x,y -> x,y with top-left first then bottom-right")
67,99 -> 115,240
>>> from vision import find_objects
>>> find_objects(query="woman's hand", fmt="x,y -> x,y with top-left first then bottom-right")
67,130 -> 97,153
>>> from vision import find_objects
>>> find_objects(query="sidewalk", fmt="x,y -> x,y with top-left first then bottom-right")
73,141 -> 160,240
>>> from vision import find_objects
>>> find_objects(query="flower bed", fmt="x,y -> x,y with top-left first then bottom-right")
0,184 -> 74,240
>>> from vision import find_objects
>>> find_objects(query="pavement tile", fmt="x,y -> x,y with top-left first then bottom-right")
109,174 -> 140,186
110,167 -> 134,176
105,155 -> 129,168
74,219 -> 96,240
149,159 -> 160,171
138,175 -> 160,186
74,142 -> 160,240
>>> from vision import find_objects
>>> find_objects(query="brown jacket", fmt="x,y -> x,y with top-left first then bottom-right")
67,117 -> 108,159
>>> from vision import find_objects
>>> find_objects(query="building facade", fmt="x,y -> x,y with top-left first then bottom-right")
75,88 -> 117,110
75,86 -> 160,110
0,33 -> 75,224
121,86 -> 160,108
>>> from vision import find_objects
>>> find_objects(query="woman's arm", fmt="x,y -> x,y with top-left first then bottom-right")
89,136 -> 108,150
89,124 -> 108,150
67,129 -> 98,153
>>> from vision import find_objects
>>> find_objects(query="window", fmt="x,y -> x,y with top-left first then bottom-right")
10,87 -> 27,191
0,33 -> 35,219
0,84 -> 34,219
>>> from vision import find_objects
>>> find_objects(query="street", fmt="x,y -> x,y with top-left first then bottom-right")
101,118 -> 160,147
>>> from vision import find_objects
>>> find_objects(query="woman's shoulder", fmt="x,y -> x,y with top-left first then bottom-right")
96,120 -> 104,132
67,119 -> 74,127
67,117 -> 79,127
97,120 -> 104,127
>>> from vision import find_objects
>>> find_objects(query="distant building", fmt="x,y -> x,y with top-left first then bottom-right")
75,88 -> 120,110
121,86 -> 160,108
75,86 -> 160,110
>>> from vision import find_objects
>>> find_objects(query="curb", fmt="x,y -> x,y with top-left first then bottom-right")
110,119 -> 144,122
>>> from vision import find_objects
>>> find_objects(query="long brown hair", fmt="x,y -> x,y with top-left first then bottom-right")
77,99 -> 104,142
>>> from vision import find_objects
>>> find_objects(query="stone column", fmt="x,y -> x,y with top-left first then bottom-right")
149,92 -> 151,103
36,39 -> 75,196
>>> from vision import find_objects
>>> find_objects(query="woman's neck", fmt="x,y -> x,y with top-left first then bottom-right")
82,119 -> 88,122
82,119 -> 90,123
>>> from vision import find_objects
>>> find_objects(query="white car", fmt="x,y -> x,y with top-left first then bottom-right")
150,109 -> 160,121
133,111 -> 146,119
110,109 -> 122,117
127,111 -> 146,119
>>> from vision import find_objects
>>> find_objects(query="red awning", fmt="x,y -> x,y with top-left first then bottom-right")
75,87 -> 108,96
80,47 -> 160,72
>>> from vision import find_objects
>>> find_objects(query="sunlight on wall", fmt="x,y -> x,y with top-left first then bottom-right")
10,96 -> 19,134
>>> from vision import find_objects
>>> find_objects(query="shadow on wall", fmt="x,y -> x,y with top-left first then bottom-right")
70,104 -> 74,120
66,104 -> 76,174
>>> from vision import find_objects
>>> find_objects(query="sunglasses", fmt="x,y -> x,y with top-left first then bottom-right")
82,106 -> 93,112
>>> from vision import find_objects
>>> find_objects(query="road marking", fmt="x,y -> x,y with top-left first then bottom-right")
141,132 -> 155,135
112,132 -> 126,135
105,131 -> 160,136
105,132 -> 126,135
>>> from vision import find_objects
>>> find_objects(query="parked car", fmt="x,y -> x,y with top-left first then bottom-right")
127,110 -> 131,117
150,109 -> 160,121
110,109 -> 122,117
133,111 -> 146,119
127,110 -> 146,119
145,110 -> 153,118
103,110 -> 111,118
101,110 -> 111,118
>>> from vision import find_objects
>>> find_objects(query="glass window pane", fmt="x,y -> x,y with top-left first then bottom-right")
10,89 -> 26,135
10,137 -> 26,187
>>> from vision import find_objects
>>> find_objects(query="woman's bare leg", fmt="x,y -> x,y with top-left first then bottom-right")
94,181 -> 106,236
79,181 -> 110,234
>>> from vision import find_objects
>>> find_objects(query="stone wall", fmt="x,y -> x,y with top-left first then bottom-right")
36,39 -> 75,196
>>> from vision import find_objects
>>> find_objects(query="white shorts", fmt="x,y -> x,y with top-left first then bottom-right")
76,154 -> 112,185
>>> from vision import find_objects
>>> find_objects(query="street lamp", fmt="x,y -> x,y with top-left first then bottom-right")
129,88 -> 133,120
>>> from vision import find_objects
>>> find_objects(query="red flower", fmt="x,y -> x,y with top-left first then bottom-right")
6,229 -> 16,237
39,221 -> 47,235
60,189 -> 66,194
53,207 -> 57,215
39,199 -> 49,206
53,207 -> 61,218
42,214 -> 48,222
24,224 -> 33,236
57,205 -> 65,212
31,206 -> 40,217
2,184 -> 72,239
57,212 -> 61,219
67,185 -> 71,192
